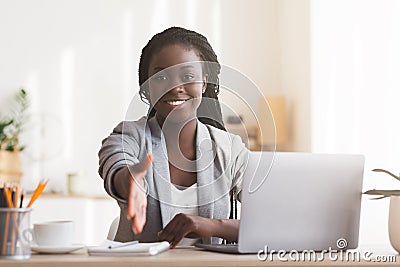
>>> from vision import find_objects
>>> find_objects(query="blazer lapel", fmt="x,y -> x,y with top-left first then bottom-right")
147,117 -> 172,228
196,121 -> 215,219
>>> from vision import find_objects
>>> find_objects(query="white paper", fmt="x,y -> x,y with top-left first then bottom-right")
88,240 -> 170,256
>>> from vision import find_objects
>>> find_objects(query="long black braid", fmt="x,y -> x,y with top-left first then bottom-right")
138,26 -> 226,131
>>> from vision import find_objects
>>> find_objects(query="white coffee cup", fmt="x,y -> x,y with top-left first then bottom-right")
33,220 -> 74,247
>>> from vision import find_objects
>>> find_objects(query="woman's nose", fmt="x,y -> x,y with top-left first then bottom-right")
170,84 -> 184,93
168,78 -> 185,93
158,81 -> 184,99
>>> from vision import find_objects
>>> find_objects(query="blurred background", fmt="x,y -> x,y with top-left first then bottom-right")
1,0 -> 399,247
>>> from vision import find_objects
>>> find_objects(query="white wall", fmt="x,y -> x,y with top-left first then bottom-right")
278,0 -> 311,152
0,0 -> 282,194
311,0 -> 400,251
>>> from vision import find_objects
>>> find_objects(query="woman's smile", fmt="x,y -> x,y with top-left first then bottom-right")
164,98 -> 190,107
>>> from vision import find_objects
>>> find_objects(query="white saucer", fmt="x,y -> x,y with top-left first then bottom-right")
31,244 -> 85,254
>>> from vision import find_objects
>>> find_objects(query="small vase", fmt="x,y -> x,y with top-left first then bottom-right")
389,195 -> 400,253
0,149 -> 23,184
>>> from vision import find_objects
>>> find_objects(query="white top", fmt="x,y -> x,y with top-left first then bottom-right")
170,183 -> 199,246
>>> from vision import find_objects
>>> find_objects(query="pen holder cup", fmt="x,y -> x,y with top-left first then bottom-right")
0,208 -> 32,260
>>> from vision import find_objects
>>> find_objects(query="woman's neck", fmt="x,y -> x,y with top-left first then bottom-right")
159,117 -> 197,151
158,116 -> 198,177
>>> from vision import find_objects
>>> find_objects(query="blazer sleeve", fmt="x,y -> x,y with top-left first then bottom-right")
230,134 -> 250,202
98,121 -> 143,203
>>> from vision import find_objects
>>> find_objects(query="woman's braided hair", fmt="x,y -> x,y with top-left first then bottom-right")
138,27 -> 225,130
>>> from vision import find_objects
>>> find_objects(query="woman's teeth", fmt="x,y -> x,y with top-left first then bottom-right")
166,100 -> 186,106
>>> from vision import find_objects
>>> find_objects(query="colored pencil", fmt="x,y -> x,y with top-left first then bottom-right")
14,185 -> 19,208
27,179 -> 48,208
1,186 -> 12,255
4,186 -> 13,209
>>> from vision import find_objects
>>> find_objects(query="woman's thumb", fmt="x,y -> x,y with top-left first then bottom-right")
137,154 -> 153,172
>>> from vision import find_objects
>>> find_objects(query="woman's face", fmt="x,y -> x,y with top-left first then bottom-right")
147,44 -> 207,125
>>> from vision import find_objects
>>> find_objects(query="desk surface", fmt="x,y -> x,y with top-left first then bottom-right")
1,247 -> 399,267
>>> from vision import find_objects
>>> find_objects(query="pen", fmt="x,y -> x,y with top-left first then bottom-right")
19,190 -> 25,208
108,240 -> 139,249
0,186 -> 4,207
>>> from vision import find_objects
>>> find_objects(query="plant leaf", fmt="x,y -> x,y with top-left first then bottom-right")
0,120 -> 13,132
362,190 -> 391,200
363,189 -> 400,199
370,196 -> 389,200
1,88 -> 30,151
372,169 -> 400,182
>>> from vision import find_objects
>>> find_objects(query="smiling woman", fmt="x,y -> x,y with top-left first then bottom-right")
147,47 -> 206,126
98,27 -> 248,248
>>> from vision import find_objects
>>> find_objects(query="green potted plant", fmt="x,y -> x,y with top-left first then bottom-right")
0,88 -> 29,184
364,169 -> 400,253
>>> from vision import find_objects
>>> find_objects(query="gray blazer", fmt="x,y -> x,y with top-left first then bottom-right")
98,116 -> 248,244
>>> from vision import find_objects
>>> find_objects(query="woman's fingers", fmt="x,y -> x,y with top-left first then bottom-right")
158,214 -> 216,248
169,219 -> 189,248
159,216 -> 181,240
133,202 -> 147,234
158,214 -> 194,248
169,228 -> 186,248
127,175 -> 142,219
129,182 -> 147,234
126,154 -> 153,234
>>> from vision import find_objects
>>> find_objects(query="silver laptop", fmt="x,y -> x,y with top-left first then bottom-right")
196,152 -> 365,254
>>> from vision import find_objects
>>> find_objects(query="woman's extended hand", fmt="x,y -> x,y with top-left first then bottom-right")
127,154 -> 153,234
157,213 -> 216,248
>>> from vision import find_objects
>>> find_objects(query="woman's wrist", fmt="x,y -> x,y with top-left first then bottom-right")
114,166 -> 146,199
113,165 -> 147,200
112,166 -> 130,200
211,219 -> 239,242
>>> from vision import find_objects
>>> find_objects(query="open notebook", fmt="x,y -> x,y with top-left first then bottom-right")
88,240 -> 170,256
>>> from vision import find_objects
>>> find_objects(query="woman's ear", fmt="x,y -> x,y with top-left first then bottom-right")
202,75 -> 208,94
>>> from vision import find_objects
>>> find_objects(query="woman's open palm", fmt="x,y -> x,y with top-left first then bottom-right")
127,154 -> 153,234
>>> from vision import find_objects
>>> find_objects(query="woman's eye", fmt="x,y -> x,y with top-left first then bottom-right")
154,74 -> 167,81
182,74 -> 195,81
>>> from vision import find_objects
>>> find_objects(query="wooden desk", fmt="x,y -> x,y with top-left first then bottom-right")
1,247 -> 399,267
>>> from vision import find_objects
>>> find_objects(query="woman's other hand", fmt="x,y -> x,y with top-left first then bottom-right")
158,213 -> 240,248
157,213 -> 215,248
